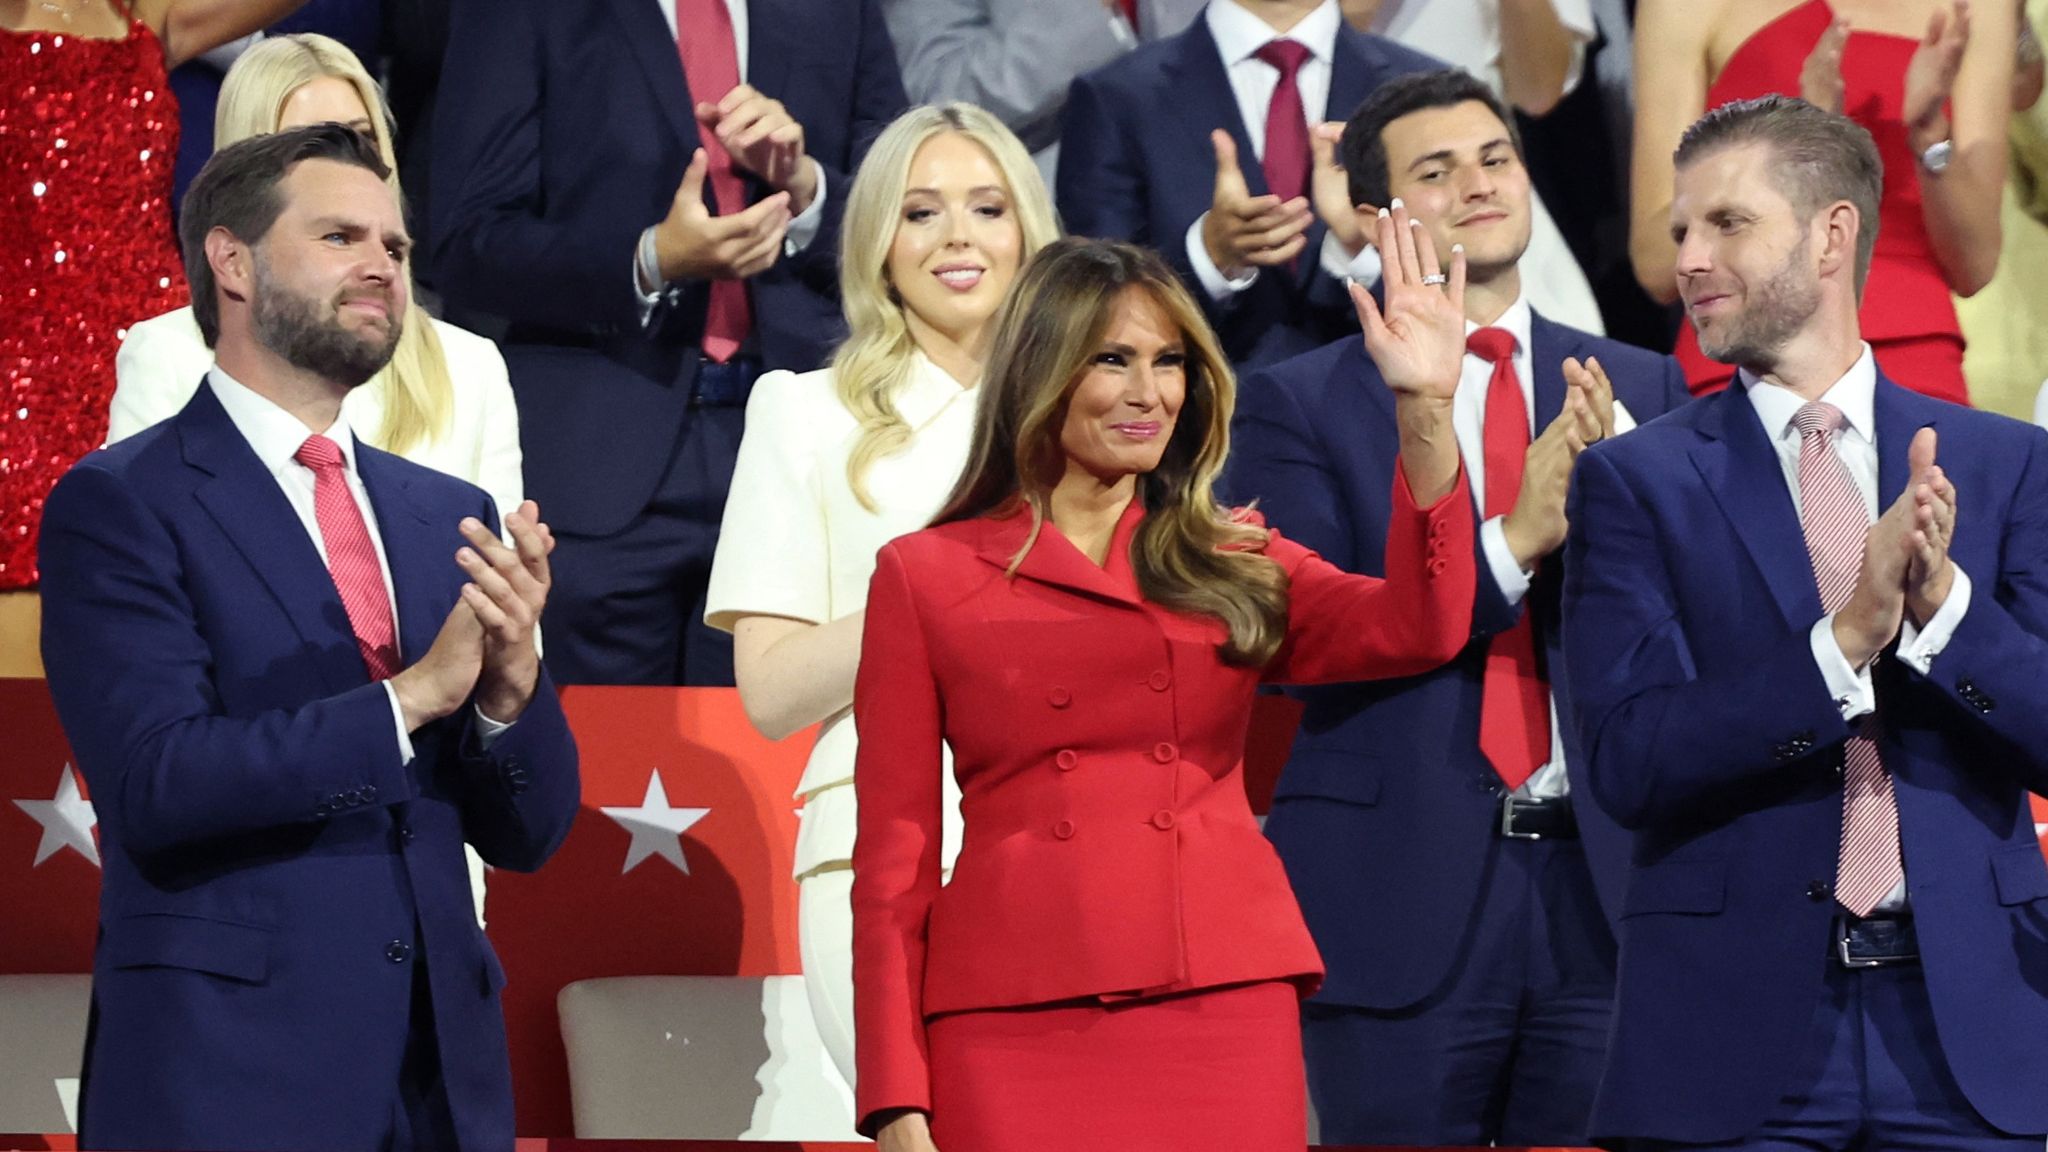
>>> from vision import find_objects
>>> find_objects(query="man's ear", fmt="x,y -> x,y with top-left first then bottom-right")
205,227 -> 253,306
1815,200 -> 1860,285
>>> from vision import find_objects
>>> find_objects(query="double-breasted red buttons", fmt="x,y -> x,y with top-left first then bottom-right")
1151,809 -> 1177,830
1055,749 -> 1078,771
1053,819 -> 1076,840
1147,670 -> 1171,691
1153,742 -> 1177,763
1049,686 -> 1072,708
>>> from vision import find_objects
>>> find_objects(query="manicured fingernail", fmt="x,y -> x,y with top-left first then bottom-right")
1378,206 -> 1390,218
1390,197 -> 1404,210
1452,243 -> 1464,254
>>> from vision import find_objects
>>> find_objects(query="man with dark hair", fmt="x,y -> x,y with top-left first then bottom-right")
1224,66 -> 1688,1145
1564,94 -> 2048,1150
39,123 -> 579,1152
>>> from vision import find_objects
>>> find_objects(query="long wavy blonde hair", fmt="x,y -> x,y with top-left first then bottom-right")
832,103 -> 1059,511
934,238 -> 1289,666
217,34 -> 453,457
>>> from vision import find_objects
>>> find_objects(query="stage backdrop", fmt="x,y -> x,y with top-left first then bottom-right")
3,679 -> 2039,1137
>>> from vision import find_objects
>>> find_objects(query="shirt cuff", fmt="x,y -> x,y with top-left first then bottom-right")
474,704 -> 514,752
783,160 -> 827,255
1318,230 -> 1383,285
1480,515 -> 1532,606
1812,613 -> 1876,721
1185,215 -> 1258,301
634,227 -> 666,328
383,682 -> 417,766
1897,567 -> 1972,675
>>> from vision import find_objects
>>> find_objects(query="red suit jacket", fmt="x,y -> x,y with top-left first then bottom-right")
850,467 -> 1476,1129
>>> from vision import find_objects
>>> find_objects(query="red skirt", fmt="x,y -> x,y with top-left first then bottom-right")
927,980 -> 1304,1152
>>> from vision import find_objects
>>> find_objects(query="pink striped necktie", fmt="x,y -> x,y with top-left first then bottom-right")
295,435 -> 400,681
1793,401 -> 1904,916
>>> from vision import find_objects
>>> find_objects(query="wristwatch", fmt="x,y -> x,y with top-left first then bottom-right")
1918,138 -> 1953,175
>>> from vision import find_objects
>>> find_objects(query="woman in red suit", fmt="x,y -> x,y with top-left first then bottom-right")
852,209 -> 1477,1152
1630,0 -> 2015,403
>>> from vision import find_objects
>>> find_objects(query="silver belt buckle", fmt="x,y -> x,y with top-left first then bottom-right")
1836,928 -> 1886,968
1499,795 -> 1544,840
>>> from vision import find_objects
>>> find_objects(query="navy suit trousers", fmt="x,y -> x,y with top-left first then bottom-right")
1302,835 -> 1615,1145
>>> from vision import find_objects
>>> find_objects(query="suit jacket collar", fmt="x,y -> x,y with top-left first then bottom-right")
1686,370 -> 1940,631
354,445 -> 448,674
972,498 -> 1145,607
1165,17 -> 1267,195
611,0 -> 705,160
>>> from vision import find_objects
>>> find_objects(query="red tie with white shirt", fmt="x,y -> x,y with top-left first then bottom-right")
676,0 -> 752,362
296,434 -> 399,681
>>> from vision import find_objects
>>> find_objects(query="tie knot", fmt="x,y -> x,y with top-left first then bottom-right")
295,434 -> 345,472
1254,39 -> 1311,76
1794,401 -> 1843,440
1466,327 -> 1516,365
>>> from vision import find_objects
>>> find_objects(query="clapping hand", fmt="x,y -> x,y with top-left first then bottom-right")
1904,0 -> 1971,146
696,84 -> 819,211
1901,429 -> 1957,625
1201,129 -> 1315,276
1800,15 -> 1853,114
455,501 -> 556,724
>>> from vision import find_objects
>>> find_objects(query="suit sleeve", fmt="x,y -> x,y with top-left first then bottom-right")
884,0 -> 1128,149
849,543 -> 946,1134
1561,446 -> 1851,831
1264,463 -> 1476,684
1225,367 -> 1355,570
1902,425 -> 2048,794
429,0 -> 649,332
38,463 -> 415,858
450,667 -> 581,873
776,0 -> 907,286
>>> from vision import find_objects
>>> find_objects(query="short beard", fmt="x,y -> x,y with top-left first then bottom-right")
1695,235 -> 1820,372
251,259 -> 402,389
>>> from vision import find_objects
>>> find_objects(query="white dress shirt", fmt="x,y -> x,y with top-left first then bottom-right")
1458,295 -> 1636,799
1743,347 -> 1973,911
635,0 -> 827,318
1184,0 -> 1384,300
704,354 -> 969,876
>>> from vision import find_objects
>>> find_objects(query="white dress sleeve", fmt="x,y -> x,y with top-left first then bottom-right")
108,308 -> 216,445
704,369 -> 834,632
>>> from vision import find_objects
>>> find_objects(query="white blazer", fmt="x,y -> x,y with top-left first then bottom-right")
110,307 -> 525,525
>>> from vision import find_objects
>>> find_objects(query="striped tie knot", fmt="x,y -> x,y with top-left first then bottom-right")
1794,401 -> 1844,441
295,434 -> 346,473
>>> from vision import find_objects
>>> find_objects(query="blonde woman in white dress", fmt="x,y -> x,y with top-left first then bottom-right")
705,103 -> 1059,1087
107,33 -> 521,928
109,33 -> 521,525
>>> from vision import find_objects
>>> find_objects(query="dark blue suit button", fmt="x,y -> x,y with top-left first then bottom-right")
1806,879 -> 1832,902
386,940 -> 413,963
362,784 -> 377,802
400,824 -> 416,845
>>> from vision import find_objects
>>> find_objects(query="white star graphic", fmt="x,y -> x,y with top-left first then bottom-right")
13,764 -> 99,868
599,769 -> 710,875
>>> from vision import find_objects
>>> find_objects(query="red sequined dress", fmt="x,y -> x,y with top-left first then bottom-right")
1,15 -> 188,589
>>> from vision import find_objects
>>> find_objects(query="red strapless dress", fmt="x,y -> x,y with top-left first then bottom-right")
1676,0 -> 1969,404
0,17 -> 189,589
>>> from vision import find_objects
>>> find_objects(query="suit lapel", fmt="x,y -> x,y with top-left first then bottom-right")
180,387 -> 366,695
356,447 -> 450,669
1690,385 -> 1822,630
1166,21 -> 1269,198
1873,374 -> 1939,513
1527,313 -> 1570,429
611,0 -> 704,157
974,506 -> 1144,608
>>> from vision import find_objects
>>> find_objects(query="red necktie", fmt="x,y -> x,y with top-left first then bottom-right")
1466,328 -> 1549,791
1253,40 -> 1311,204
295,435 -> 400,681
676,0 -> 752,363
1792,402 -> 1904,916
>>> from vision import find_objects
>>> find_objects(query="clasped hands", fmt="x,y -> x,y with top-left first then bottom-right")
391,501 -> 555,732
652,83 -> 817,283
1832,429 -> 1958,669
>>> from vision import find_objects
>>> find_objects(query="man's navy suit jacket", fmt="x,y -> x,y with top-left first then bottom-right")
1563,376 -> 2048,1143
1057,17 -> 1440,370
1224,316 -> 1689,1009
429,0 -> 906,536
38,384 -> 580,1152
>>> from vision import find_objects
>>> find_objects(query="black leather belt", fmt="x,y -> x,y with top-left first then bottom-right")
1498,794 -> 1578,840
1835,913 -> 1918,968
691,355 -> 762,407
